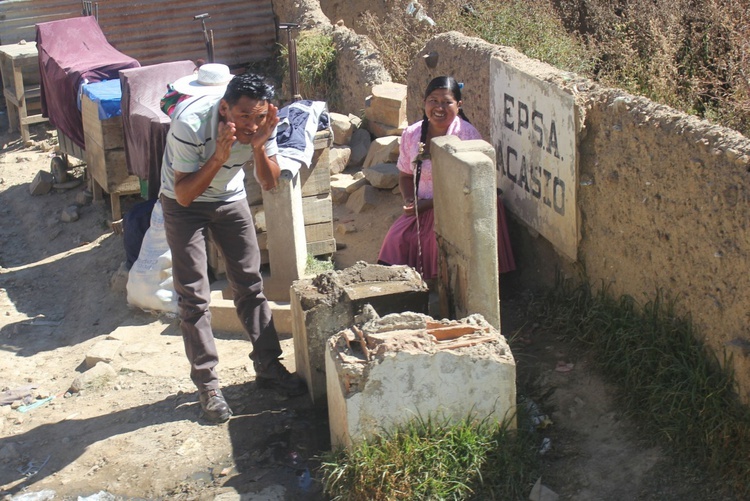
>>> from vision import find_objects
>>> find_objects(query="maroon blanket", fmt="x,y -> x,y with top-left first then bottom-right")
36,16 -> 139,149
120,61 -> 196,199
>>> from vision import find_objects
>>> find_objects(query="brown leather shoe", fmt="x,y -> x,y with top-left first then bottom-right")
254,359 -> 307,397
199,388 -> 232,423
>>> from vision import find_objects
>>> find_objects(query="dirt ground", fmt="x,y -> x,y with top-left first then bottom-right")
0,118 -> 733,500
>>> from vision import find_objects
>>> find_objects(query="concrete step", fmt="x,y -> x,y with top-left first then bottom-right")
209,280 -> 292,335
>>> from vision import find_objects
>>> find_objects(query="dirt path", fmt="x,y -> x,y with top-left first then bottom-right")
0,120 -> 731,500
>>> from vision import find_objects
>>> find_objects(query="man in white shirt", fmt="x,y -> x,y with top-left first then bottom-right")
160,66 -> 305,423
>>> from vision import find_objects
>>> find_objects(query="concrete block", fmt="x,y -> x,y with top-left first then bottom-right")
210,290 -> 243,333
209,289 -> 293,336
330,112 -> 355,145
263,172 -> 307,302
431,136 -> 501,329
29,170 -> 53,195
329,146 -> 351,174
366,120 -> 406,139
362,136 -> 400,169
347,128 -> 372,167
85,339 -> 124,369
346,185 -> 378,213
291,262 -> 429,404
269,301 -> 292,335
326,312 -> 516,448
364,163 -> 400,189
364,82 -> 407,127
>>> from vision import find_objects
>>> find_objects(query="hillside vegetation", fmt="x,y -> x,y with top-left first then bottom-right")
357,0 -> 750,136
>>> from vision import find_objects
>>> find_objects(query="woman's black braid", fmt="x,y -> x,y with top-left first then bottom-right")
414,115 -> 430,199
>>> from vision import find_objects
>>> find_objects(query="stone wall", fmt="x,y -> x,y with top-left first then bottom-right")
271,0 -> 390,113
268,3 -> 750,403
408,32 -> 750,403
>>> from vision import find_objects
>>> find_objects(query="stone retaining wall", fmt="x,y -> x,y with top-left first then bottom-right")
268,2 -> 750,403
408,32 -> 750,403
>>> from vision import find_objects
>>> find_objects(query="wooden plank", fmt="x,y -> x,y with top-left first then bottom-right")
300,149 -> 331,197
58,129 -> 84,160
81,94 -> 124,150
84,145 -> 132,193
256,222 -> 334,251
304,221 -> 334,242
249,194 -> 332,232
313,130 -> 332,149
259,238 -> 335,265
301,194 -> 333,225
306,238 -> 336,257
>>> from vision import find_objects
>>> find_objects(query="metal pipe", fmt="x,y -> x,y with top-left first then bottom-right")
194,13 -> 214,64
278,22 -> 301,101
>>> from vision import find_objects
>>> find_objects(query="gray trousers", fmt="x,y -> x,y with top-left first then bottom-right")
161,195 -> 282,392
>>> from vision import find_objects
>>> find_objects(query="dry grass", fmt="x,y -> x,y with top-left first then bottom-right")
554,0 -> 750,133
359,0 -> 750,135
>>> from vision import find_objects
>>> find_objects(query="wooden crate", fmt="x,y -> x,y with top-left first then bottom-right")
249,130 -> 335,256
210,130 -> 334,276
81,93 -> 139,220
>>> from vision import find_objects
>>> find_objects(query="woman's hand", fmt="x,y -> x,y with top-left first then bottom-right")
403,198 -> 433,216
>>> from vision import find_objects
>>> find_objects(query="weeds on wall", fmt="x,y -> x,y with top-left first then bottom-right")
357,9 -> 439,84
319,412 -> 540,500
278,30 -> 339,109
444,0 -> 595,76
530,276 -> 750,497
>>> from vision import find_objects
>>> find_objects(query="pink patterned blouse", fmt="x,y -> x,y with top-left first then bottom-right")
396,116 -> 482,199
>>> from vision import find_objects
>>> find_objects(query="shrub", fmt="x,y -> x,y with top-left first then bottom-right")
279,30 -> 339,108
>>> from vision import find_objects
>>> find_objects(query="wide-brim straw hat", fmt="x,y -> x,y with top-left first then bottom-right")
171,63 -> 234,96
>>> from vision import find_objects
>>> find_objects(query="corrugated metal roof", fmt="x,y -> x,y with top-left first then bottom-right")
0,0 -> 277,67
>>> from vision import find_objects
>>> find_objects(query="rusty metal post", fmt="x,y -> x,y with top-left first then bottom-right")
194,13 -> 215,64
278,22 -> 301,102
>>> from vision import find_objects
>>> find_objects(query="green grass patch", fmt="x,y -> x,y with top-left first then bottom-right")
319,413 -> 540,500
531,277 -> 750,497
305,254 -> 335,276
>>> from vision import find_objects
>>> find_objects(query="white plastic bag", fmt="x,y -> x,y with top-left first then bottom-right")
126,200 -> 178,314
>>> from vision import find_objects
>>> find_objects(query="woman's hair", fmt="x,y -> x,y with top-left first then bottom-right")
422,76 -> 470,123
223,72 -> 275,105
414,76 -> 470,197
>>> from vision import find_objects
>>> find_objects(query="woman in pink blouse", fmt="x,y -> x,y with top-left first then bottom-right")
378,76 -> 515,281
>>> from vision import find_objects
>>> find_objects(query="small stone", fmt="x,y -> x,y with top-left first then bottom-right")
75,189 -> 93,205
330,112 -> 355,145
329,146 -> 352,174
346,185 -> 378,213
29,170 -> 53,195
69,362 -> 117,393
60,205 -> 79,222
364,163 -> 400,189
336,222 -> 357,234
